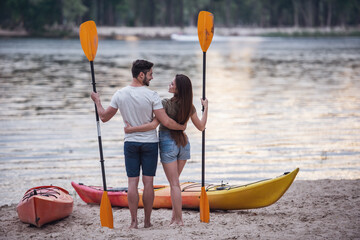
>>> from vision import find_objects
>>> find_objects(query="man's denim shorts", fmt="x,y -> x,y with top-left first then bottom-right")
124,142 -> 158,177
159,131 -> 190,164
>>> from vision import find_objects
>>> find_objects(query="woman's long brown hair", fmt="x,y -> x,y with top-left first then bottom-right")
170,74 -> 193,147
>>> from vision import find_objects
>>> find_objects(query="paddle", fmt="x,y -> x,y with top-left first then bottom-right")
79,20 -> 114,229
197,11 -> 214,223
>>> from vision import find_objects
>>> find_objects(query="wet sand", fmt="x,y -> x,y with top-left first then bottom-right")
1,179 -> 359,239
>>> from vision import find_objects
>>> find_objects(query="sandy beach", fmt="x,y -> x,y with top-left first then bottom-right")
1,179 -> 359,240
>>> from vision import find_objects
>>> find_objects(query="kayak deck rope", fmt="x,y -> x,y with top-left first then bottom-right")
182,178 -> 272,192
182,183 -> 223,192
87,184 -> 128,193
22,187 -> 60,202
181,172 -> 289,192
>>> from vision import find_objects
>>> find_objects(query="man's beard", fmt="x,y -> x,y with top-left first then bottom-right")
143,75 -> 149,86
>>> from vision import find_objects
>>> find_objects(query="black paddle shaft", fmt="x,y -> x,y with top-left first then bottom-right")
201,52 -> 206,187
90,61 -> 108,192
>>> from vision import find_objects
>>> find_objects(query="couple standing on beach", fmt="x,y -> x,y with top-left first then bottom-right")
91,59 -> 208,228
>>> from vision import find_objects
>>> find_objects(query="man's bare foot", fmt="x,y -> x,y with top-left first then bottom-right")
144,222 -> 153,228
129,220 -> 138,229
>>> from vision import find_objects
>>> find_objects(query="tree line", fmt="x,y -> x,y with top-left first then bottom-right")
0,0 -> 359,34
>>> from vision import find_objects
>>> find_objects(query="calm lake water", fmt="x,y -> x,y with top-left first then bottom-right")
1,37 -> 360,206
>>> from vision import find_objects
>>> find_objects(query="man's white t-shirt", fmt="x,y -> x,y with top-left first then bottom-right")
110,86 -> 163,143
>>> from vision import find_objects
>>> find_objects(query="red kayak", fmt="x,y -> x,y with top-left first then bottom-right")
17,186 -> 73,227
71,182 -> 129,207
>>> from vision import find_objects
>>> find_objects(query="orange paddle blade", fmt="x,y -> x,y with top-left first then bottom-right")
197,11 -> 214,52
79,21 -> 98,61
200,186 -> 210,223
100,191 -> 114,228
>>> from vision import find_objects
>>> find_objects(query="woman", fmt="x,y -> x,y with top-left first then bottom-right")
124,74 -> 208,226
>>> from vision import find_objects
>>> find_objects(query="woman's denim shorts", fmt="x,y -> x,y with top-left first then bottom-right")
159,130 -> 190,164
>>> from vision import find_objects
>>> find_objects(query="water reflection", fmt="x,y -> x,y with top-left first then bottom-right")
0,37 -> 360,206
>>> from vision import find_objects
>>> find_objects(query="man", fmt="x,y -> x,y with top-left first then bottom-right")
91,59 -> 185,229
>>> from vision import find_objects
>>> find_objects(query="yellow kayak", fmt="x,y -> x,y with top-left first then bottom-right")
72,168 -> 299,210
153,168 -> 299,210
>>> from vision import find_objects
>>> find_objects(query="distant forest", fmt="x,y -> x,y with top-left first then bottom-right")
0,0 -> 359,33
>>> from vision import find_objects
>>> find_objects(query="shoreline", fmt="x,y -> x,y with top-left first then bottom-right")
1,179 -> 359,239
1,26 -> 360,39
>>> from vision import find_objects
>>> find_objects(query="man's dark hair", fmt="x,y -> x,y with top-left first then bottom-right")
131,60 -> 154,78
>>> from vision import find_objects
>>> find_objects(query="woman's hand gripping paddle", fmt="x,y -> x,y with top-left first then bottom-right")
197,11 -> 214,223
79,20 -> 113,229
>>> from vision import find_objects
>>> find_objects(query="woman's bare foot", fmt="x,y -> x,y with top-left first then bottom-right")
169,218 -> 184,226
170,217 -> 175,225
